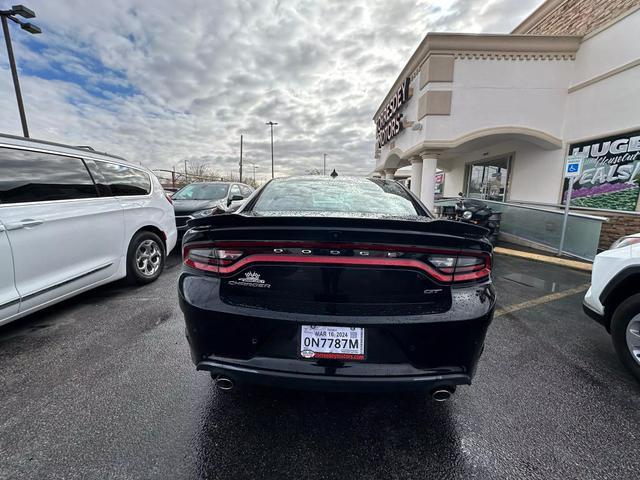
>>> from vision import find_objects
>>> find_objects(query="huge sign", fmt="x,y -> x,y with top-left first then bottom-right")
375,77 -> 411,149
562,130 -> 640,211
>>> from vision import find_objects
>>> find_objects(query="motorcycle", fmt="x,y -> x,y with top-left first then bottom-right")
438,193 -> 501,245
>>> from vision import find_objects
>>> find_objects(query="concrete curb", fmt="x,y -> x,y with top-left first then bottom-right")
494,246 -> 592,272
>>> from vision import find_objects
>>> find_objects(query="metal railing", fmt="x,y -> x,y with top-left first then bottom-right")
435,198 -> 608,261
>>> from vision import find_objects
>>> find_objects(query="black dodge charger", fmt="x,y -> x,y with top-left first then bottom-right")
179,176 -> 495,399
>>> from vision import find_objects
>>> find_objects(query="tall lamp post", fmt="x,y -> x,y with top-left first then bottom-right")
266,121 -> 277,179
239,134 -> 243,182
1,5 -> 42,138
323,153 -> 327,175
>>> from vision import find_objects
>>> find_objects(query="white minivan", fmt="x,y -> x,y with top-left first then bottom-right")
0,134 -> 177,327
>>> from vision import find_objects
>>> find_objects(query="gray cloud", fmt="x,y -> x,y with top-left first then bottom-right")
0,0 -> 541,180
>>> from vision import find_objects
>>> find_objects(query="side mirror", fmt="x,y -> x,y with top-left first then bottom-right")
227,194 -> 243,206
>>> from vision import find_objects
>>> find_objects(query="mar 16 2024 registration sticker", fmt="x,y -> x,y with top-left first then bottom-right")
299,325 -> 365,361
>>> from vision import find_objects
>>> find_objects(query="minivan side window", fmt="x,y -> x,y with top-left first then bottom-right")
83,159 -> 111,197
0,147 -> 99,204
96,161 -> 151,196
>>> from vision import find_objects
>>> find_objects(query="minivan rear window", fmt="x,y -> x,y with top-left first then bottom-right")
0,147 -> 99,204
96,161 -> 151,196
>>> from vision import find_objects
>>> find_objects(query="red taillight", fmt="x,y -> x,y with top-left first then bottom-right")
183,245 -> 243,272
183,242 -> 491,284
426,254 -> 491,283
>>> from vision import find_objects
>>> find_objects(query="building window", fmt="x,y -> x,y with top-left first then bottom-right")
465,156 -> 511,202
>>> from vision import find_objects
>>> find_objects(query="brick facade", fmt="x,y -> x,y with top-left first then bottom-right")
522,0 -> 640,35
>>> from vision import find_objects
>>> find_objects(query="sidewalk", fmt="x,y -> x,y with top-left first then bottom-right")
494,242 -> 592,272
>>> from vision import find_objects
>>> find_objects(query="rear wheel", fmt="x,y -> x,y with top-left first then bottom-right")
126,231 -> 165,284
611,294 -> 640,382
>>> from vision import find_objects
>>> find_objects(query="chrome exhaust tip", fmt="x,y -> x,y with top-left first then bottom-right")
431,388 -> 453,402
216,376 -> 234,391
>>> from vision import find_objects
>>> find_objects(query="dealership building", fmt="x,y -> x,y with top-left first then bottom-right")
373,0 -> 640,252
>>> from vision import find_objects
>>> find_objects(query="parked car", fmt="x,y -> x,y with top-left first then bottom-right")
179,176 -> 495,399
172,182 -> 253,235
583,233 -> 640,381
0,133 -> 177,327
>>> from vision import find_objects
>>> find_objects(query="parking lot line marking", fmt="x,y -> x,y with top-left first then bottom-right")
494,247 -> 592,272
495,283 -> 591,318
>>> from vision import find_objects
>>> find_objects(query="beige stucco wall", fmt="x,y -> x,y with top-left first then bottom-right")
563,8 -> 640,142
440,139 -> 565,203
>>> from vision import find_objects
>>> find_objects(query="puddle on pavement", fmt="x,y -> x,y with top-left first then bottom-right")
501,272 -> 562,293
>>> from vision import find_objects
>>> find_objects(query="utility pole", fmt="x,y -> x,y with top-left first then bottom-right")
1,5 -> 42,138
323,153 -> 327,175
266,121 -> 278,179
239,134 -> 243,182
171,167 -> 176,189
184,159 -> 188,183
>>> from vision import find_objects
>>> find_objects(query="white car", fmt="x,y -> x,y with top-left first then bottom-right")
584,233 -> 640,381
0,134 -> 177,327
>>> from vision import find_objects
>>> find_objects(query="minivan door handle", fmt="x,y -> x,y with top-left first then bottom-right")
21,219 -> 44,228
6,219 -> 44,230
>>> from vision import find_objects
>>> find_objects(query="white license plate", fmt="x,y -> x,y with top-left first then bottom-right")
300,325 -> 365,361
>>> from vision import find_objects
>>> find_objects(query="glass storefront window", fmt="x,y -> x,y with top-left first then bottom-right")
466,156 -> 510,202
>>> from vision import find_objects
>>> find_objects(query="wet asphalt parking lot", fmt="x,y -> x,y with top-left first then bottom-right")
1,251 -> 639,480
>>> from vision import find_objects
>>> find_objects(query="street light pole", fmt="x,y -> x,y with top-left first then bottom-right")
239,134 -> 243,182
266,121 -> 278,179
1,5 -> 42,138
323,153 -> 327,175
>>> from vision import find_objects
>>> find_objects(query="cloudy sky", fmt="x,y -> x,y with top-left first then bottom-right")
0,0 -> 541,181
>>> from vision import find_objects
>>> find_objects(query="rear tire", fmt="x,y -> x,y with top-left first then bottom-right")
610,294 -> 640,382
126,231 -> 165,285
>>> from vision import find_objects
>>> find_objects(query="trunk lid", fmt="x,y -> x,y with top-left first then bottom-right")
184,214 -> 491,316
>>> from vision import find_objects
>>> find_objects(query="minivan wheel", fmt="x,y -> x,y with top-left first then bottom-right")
126,231 -> 165,284
611,294 -> 640,382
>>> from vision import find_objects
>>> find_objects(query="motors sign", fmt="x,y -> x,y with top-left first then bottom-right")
375,77 -> 411,148
562,130 -> 640,211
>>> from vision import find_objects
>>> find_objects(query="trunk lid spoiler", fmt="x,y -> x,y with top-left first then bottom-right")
189,213 -> 489,240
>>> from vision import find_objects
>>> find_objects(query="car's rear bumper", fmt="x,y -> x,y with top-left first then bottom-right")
179,273 -> 495,392
198,358 -> 471,392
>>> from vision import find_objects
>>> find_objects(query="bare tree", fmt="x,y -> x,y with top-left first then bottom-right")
186,160 -> 221,181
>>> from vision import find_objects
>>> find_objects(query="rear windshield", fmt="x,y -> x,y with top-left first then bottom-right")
252,178 -> 422,216
173,183 -> 229,201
